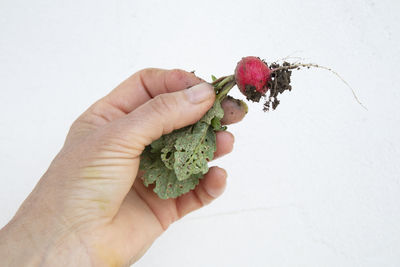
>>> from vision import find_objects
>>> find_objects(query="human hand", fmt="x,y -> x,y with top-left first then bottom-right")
0,69 -> 246,266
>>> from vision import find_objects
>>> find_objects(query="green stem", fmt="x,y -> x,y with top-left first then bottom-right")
216,75 -> 234,89
211,75 -> 235,101
216,81 -> 236,102
211,76 -> 228,86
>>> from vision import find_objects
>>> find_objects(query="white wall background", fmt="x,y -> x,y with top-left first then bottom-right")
1,0 -> 399,266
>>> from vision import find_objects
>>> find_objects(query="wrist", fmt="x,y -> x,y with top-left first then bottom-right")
0,179 -> 92,267
0,217 -> 44,266
0,213 -> 92,267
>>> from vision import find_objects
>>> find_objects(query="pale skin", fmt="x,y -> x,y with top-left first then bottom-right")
0,69 -> 246,266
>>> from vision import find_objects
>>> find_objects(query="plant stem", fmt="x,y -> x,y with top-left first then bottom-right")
211,75 -> 236,101
218,75 -> 235,88
211,76 -> 228,86
216,80 -> 236,102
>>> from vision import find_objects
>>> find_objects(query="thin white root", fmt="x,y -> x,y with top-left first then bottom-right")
273,50 -> 305,63
271,63 -> 368,110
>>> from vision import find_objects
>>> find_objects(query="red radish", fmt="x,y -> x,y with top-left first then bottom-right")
212,56 -> 365,111
141,56 -> 366,199
234,56 -> 271,101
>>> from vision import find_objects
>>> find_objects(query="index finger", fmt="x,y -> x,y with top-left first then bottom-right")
104,68 -> 203,114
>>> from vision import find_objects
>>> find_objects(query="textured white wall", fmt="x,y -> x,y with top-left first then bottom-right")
1,0 -> 399,266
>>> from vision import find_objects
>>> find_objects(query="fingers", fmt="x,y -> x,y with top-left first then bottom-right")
176,166 -> 227,218
75,69 -> 204,127
220,96 -> 248,125
104,69 -> 203,115
130,166 -> 227,229
108,83 -> 216,154
75,68 -> 247,133
172,132 -> 234,218
214,131 -> 234,160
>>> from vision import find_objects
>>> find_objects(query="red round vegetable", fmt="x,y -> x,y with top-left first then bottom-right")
234,56 -> 271,101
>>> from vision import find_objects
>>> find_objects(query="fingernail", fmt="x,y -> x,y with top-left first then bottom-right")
185,83 -> 215,104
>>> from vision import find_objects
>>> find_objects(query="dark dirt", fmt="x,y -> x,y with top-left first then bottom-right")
240,61 -> 293,111
231,59 -> 362,112
244,85 -> 263,102
263,62 -> 293,111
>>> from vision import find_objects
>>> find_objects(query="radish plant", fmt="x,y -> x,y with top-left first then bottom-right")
140,56 -> 363,199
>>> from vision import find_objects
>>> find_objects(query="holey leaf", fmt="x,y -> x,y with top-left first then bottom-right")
173,125 -> 215,180
157,127 -> 188,170
139,101 -> 224,199
173,101 -> 224,181
140,142 -> 204,199
140,152 -> 202,199
200,101 -> 224,125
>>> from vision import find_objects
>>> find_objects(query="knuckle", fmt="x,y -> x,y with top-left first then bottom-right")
167,69 -> 203,90
168,69 -> 186,81
135,67 -> 157,78
126,68 -> 159,85
166,69 -> 193,89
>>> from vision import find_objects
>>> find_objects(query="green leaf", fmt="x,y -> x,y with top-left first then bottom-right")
211,117 -> 226,131
211,75 -> 217,82
139,146 -> 156,170
172,102 -> 224,181
139,100 -> 225,199
140,154 -> 202,199
157,127 -> 189,169
200,101 -> 224,125
173,123 -> 216,181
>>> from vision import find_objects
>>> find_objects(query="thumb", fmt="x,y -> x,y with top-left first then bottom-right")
70,83 -> 215,219
110,82 -> 215,155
